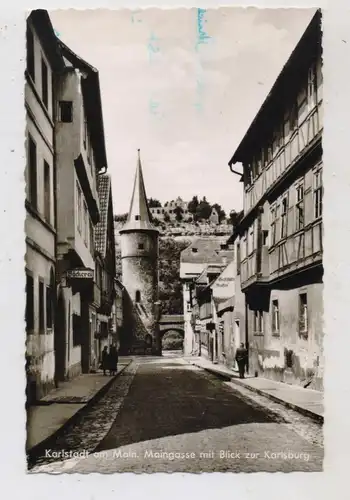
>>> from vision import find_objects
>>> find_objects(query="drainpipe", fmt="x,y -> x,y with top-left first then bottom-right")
245,295 -> 249,375
229,161 -> 243,177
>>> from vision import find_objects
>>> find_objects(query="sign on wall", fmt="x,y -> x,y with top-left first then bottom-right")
66,268 -> 94,280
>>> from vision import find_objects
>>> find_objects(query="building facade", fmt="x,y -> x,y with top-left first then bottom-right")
119,150 -> 160,354
93,174 -> 117,366
229,11 -> 323,389
180,238 -> 234,356
54,41 -> 108,379
25,11 -> 66,401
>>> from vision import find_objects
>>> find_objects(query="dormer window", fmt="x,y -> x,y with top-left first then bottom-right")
135,215 -> 141,221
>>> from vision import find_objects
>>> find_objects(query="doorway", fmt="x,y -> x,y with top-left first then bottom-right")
54,293 -> 66,384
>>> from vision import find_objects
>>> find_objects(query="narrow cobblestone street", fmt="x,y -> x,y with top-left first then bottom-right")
30,355 -> 323,473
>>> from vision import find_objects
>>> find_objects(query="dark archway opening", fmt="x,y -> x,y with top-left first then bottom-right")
161,329 -> 184,352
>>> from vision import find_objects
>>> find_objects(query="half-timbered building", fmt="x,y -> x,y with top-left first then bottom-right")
229,10 -> 323,389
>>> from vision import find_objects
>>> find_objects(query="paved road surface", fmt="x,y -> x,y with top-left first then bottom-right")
30,356 -> 323,473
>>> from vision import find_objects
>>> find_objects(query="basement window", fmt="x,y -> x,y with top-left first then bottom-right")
59,101 -> 73,123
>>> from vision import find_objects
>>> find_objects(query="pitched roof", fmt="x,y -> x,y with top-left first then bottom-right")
120,150 -> 158,234
180,238 -> 233,264
94,174 -> 112,257
229,9 -> 321,164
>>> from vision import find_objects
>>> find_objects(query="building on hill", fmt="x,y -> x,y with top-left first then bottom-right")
119,150 -> 161,354
228,10 -> 323,390
150,197 -> 190,222
209,207 -> 220,225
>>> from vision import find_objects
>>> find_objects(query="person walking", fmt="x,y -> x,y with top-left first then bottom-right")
235,342 -> 248,379
101,346 -> 109,376
109,343 -> 118,376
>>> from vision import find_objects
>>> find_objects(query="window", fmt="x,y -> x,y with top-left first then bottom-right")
135,290 -> 141,303
25,274 -> 34,333
59,101 -> 73,122
135,215 -> 141,221
138,243 -> 144,250
308,63 -> 317,110
41,58 -> 48,109
187,302 -> 192,312
83,116 -> 88,149
26,27 -> 35,81
28,135 -> 37,209
290,104 -> 298,132
76,182 -> 82,233
296,182 -> 304,230
299,293 -> 308,338
248,224 -> 254,255
236,243 -> 241,276
272,299 -> 280,335
253,310 -> 263,334
270,205 -> 278,246
313,168 -> 323,219
39,280 -> 45,334
87,139 -> 92,166
89,220 -> 94,253
43,161 -> 50,223
280,195 -> 288,239
83,202 -> 88,245
46,286 -> 53,329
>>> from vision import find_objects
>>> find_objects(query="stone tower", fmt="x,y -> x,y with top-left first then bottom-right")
119,150 -> 160,354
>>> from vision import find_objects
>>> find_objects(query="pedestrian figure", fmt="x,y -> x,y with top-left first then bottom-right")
235,342 -> 248,379
101,346 -> 109,376
109,343 -> 118,376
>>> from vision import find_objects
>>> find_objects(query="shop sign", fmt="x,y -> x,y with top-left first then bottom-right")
67,268 -> 94,280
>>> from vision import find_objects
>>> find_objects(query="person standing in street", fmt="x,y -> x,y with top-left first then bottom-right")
101,346 -> 109,376
235,342 -> 248,379
109,343 -> 118,376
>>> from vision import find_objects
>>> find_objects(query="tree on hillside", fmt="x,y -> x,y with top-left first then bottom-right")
212,203 -> 226,223
174,206 -> 184,222
148,198 -> 162,208
114,213 -> 128,222
158,238 -> 191,315
196,197 -> 212,220
229,209 -> 244,227
188,196 -> 199,215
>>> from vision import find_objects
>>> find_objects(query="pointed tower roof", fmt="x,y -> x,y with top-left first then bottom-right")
120,150 -> 158,234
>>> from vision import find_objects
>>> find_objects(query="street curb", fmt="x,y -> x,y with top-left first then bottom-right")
26,360 -> 132,462
190,361 -> 324,425
229,377 -> 324,424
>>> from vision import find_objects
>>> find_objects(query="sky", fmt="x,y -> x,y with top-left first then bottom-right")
49,8 -> 316,216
